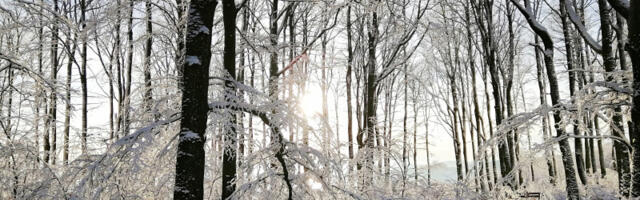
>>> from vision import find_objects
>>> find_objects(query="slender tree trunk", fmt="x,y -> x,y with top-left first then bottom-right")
123,0 -> 134,136
267,1 -> 293,198
560,0 -> 588,185
402,64 -> 409,188
505,2 -> 518,186
534,36 -> 556,184
425,111 -> 431,185
143,0 -> 153,116
221,0 -> 237,198
346,5 -> 355,172
63,26 -> 76,165
413,91 -> 418,181
597,0 -> 632,194
449,73 -> 463,181
472,0 -> 512,186
48,0 -> 59,165
80,0 -> 88,155
511,0 -> 581,198
40,0 -> 50,163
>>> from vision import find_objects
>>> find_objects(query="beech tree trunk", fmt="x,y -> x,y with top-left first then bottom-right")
560,0 -> 588,185
173,0 -> 217,198
221,0 -> 237,198
80,0 -> 88,155
511,0 -> 580,198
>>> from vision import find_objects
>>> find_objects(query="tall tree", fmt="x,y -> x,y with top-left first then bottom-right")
143,0 -> 153,116
173,0 -> 217,198
221,0 -> 238,198
562,0 -> 630,192
48,0 -> 59,165
559,0 -> 588,185
510,0 -> 580,198
345,3 -> 355,171
80,0 -> 88,154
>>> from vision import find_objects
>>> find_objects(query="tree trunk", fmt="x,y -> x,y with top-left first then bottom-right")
346,5 -> 354,172
173,0 -> 217,198
63,23 -> 76,165
49,0 -> 59,165
596,0 -> 632,194
534,36 -> 556,184
80,0 -> 88,155
560,0 -> 588,185
402,64 -> 409,187
221,0 -> 237,198
123,0 -> 134,136
622,0 -> 640,197
511,0 -> 581,198
143,0 -> 153,116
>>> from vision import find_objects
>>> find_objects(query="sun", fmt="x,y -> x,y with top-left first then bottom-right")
299,86 -> 324,118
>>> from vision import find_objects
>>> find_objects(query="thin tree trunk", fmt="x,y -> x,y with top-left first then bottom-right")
221,0 -> 237,198
425,110 -> 431,185
143,0 -> 153,116
534,36 -> 555,184
597,0 -> 631,194
48,0 -> 59,165
560,0 -> 588,185
123,0 -> 134,136
63,25 -> 76,165
80,0 -> 88,155
346,4 -> 354,172
510,0 -> 580,198
402,63 -> 409,188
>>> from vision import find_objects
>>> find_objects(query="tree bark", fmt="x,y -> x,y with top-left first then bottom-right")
596,0 -> 632,194
510,0 -> 581,198
143,0 -> 153,116
560,0 -> 588,185
48,0 -> 59,165
80,0 -> 88,155
346,4 -> 355,172
173,0 -> 217,198
221,0 -> 237,198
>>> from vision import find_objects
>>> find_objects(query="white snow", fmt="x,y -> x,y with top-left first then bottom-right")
197,25 -> 210,34
185,56 -> 201,65
180,130 -> 201,142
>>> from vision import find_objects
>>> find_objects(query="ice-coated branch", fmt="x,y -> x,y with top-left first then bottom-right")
510,0 -> 553,53
562,0 -> 603,53
208,101 -> 293,199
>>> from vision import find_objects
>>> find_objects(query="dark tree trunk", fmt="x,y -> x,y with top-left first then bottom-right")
123,0 -> 134,136
80,0 -> 88,155
173,0 -> 217,198
63,14 -> 76,164
596,0 -> 631,195
621,0 -> 640,197
143,0 -> 153,116
471,0 -> 512,186
560,0 -> 588,185
511,0 -> 581,198
346,5 -> 354,171
534,36 -> 556,184
221,0 -> 237,198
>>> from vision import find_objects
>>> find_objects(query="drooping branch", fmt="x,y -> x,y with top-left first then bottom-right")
561,0 -> 603,53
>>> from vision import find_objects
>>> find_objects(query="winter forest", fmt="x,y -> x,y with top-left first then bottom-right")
1,0 -> 640,199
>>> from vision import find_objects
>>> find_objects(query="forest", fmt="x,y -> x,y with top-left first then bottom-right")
0,0 -> 639,199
